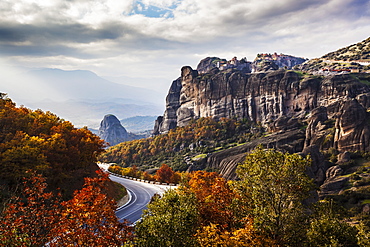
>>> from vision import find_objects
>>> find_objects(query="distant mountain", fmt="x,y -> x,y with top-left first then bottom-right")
102,75 -> 168,97
1,68 -> 165,128
98,114 -> 130,146
98,114 -> 148,146
120,116 -> 157,133
25,99 -> 162,129
27,68 -> 164,104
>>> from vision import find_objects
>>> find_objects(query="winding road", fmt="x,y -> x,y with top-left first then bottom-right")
109,174 -> 173,224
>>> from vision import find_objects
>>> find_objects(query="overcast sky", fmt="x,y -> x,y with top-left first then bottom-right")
1,0 -> 369,93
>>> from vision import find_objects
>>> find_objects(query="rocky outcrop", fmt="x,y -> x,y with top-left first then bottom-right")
196,57 -> 225,74
154,61 -> 370,187
253,53 -> 307,72
319,165 -> 349,198
98,114 -> 130,146
157,66 -> 370,141
334,99 -> 370,152
153,78 -> 182,135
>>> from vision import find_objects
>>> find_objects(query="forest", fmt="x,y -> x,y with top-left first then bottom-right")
1,93 -> 369,246
99,116 -> 263,171
0,93 -> 108,205
2,145 -> 370,246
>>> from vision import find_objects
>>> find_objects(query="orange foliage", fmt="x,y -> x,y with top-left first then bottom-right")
186,171 -> 236,230
0,171 -> 62,245
196,219 -> 276,247
0,96 -> 105,200
51,171 -> 133,246
154,164 -> 181,184
0,171 -> 133,246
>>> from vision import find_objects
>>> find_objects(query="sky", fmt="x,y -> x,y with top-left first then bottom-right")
0,0 -> 370,94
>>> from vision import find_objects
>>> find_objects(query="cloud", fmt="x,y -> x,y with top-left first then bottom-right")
0,0 -> 369,92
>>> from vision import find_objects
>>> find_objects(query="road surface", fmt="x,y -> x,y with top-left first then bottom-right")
109,174 -> 173,224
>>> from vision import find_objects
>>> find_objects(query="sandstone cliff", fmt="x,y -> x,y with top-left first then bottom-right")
154,62 -> 370,184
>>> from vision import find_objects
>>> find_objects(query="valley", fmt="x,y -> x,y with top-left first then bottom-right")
2,36 -> 370,246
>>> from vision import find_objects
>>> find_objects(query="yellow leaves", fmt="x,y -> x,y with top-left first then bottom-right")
196,221 -> 276,247
0,97 -> 106,202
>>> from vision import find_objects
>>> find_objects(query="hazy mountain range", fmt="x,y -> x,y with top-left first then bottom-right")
1,68 -> 165,129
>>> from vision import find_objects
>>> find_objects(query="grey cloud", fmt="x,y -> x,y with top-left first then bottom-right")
0,43 -> 83,57
0,19 -> 184,59
0,26 -> 26,42
0,21 -> 134,57
0,22 -> 124,44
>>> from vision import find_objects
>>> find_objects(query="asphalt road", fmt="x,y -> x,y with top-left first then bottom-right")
109,174 -> 173,224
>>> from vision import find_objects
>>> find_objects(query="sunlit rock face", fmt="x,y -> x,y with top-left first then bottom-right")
98,114 -> 129,146
154,63 -> 370,182
157,66 -> 370,152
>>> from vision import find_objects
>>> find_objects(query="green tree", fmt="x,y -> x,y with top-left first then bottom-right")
135,189 -> 199,247
235,146 -> 315,245
307,200 -> 359,247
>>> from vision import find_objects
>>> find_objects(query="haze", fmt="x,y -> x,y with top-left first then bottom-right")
0,0 -> 369,126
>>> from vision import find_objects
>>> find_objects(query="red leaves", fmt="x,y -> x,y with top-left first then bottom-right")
0,171 -> 62,245
155,164 -> 173,183
0,171 -> 133,246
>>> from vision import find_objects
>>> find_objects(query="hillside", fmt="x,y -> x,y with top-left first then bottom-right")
322,37 -> 370,61
299,37 -> 370,73
0,94 -> 122,209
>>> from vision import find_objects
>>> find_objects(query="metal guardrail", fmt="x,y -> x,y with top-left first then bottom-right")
106,170 -> 178,186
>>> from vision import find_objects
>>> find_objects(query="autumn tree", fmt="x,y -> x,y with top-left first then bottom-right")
235,146 -> 315,245
135,189 -> 199,247
184,171 -> 236,230
0,171 -> 62,246
51,171 -> 133,246
196,220 -> 276,247
1,171 -> 133,246
184,171 -> 275,246
0,96 -> 105,203
155,164 -> 175,183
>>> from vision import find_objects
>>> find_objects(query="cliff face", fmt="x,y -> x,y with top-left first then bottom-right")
98,114 -> 130,146
156,67 -> 370,147
154,64 -> 370,181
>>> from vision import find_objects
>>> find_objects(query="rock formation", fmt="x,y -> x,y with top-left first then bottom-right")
154,59 -> 370,185
98,114 -> 130,146
153,78 -> 182,135
156,66 -> 370,142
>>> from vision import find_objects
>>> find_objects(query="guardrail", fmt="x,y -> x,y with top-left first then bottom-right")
106,171 -> 178,186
